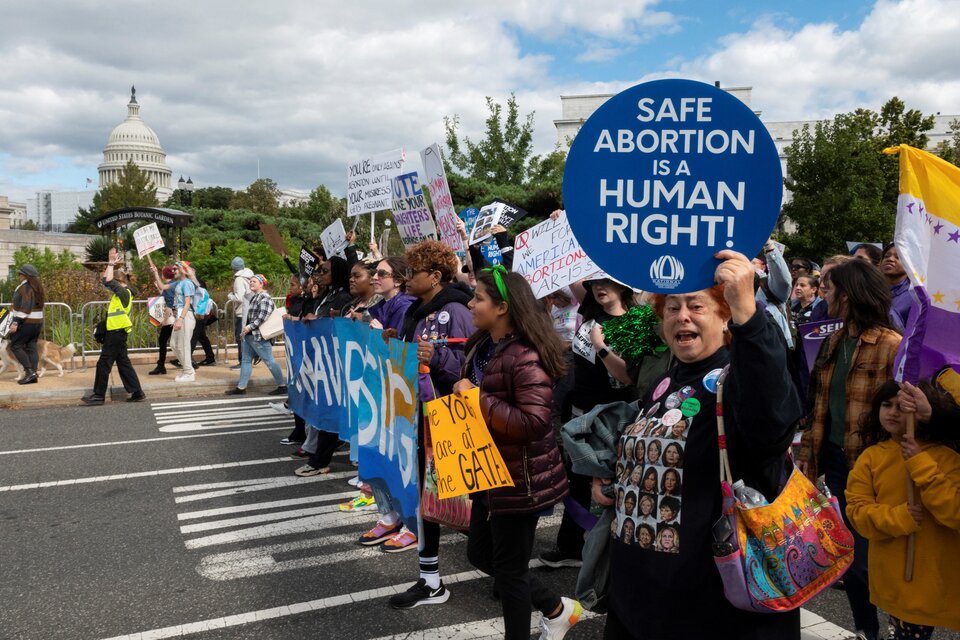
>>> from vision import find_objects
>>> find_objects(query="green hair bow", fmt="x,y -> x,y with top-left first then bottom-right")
483,264 -> 510,309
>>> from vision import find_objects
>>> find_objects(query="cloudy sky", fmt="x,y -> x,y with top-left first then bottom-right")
1,0 -> 959,202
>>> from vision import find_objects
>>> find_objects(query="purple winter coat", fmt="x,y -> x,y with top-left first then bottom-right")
368,293 -> 416,333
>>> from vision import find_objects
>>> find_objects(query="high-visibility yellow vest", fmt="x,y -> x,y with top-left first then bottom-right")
106,290 -> 133,332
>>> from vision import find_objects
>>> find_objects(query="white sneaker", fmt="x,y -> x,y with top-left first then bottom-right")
347,476 -> 362,487
539,597 -> 582,640
269,402 -> 292,415
175,373 -> 196,382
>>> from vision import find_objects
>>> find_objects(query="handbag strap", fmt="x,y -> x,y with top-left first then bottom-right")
716,368 -> 734,487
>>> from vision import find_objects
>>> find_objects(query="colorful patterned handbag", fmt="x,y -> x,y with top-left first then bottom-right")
712,376 -> 855,612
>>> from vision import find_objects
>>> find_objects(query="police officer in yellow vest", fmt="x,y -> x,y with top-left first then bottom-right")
82,247 -> 146,405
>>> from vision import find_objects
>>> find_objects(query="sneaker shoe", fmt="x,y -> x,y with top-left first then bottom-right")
538,548 -> 582,569
388,578 -> 448,609
175,373 -> 196,382
290,448 -> 310,459
171,359 -> 182,368
229,363 -> 242,370
197,358 -> 216,366
127,391 -> 147,403
347,476 -> 362,487
268,385 -> 288,396
279,437 -> 302,446
339,494 -> 376,512
147,366 -> 166,376
539,597 -> 582,640
294,464 -> 330,477
358,520 -> 402,546
381,526 -> 418,553
270,402 -> 292,416
224,387 -> 246,395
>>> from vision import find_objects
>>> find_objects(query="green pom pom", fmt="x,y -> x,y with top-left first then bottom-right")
601,305 -> 665,361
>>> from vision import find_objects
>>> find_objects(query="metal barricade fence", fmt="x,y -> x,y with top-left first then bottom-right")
0,302 -> 77,372
78,299 -> 223,370
221,297 -> 287,364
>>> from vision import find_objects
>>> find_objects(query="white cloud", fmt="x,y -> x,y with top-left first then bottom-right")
1,0 -> 959,204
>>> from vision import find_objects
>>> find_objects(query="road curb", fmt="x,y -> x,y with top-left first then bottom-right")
1,376 -> 281,408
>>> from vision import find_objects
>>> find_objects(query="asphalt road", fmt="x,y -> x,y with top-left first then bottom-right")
0,396 -> 954,640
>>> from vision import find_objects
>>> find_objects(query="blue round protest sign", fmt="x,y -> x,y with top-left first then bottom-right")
563,79 -> 783,293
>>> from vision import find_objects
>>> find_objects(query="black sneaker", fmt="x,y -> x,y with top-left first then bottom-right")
268,385 -> 287,396
147,366 -> 166,376
171,359 -> 182,368
197,358 -> 216,366
127,391 -> 147,403
224,388 -> 246,396
388,579 -> 449,609
538,547 -> 582,569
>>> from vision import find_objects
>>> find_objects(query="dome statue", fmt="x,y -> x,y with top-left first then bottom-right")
98,86 -> 173,202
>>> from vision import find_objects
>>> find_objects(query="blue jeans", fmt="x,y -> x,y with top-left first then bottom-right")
823,441 -> 878,640
237,335 -> 284,389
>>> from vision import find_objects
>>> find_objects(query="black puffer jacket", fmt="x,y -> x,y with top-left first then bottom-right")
463,336 -> 568,515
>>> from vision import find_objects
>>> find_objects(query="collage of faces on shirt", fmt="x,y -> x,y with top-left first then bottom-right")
611,375 -> 706,555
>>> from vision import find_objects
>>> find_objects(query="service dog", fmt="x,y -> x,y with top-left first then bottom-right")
0,337 -> 76,380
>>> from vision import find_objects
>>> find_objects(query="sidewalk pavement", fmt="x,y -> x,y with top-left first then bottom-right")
0,348 -> 288,408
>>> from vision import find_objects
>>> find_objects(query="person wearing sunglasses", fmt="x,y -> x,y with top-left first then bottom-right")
367,257 -> 416,333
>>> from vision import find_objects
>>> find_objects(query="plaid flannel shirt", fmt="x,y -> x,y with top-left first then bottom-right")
797,326 -> 902,479
244,292 -> 275,341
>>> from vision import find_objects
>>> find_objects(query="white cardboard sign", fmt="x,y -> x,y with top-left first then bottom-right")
347,149 -> 405,217
419,143 -> 465,255
512,211 -> 602,298
321,218 -> 349,259
133,222 -> 165,257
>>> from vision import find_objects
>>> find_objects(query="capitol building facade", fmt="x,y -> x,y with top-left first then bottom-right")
98,87 -> 173,202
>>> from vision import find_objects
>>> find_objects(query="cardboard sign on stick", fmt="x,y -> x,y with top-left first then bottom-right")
513,211 -> 602,298
320,219 -> 349,259
133,223 -> 165,257
259,223 -> 287,255
392,172 -> 438,248
424,388 -> 514,499
347,149 -> 405,217
420,143 -> 465,255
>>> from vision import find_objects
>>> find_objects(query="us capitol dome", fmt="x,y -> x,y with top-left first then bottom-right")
98,86 -> 173,202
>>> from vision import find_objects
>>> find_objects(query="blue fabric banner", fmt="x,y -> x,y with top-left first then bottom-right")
283,318 -> 421,523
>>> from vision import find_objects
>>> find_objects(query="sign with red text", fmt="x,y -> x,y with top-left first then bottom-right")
425,388 -> 513,499
513,211 -> 602,298
420,143 -> 465,256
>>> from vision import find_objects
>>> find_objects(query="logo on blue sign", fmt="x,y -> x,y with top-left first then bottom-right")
562,79 -> 783,294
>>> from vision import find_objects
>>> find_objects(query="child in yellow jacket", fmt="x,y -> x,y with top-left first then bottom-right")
846,379 -> 960,639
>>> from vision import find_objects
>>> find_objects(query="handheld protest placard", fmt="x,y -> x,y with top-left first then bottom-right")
133,222 -> 165,258
563,79 -> 783,293
424,388 -> 514,499
259,223 -> 287,256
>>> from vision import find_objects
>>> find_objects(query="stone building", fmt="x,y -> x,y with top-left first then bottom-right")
98,86 -> 173,202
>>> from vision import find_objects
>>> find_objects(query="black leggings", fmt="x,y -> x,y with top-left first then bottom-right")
467,499 -> 560,639
307,430 -> 340,468
157,324 -> 173,366
190,319 -> 215,361
9,323 -> 41,370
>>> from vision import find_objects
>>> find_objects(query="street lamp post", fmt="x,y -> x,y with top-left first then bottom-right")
178,176 -> 194,207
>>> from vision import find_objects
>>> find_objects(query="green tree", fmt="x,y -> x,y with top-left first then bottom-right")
66,206 -> 98,234
193,186 -> 234,210
230,178 -> 280,216
12,246 -> 82,275
297,185 -> 347,228
935,118 -> 960,166
442,95 -> 565,221
445,94 -> 534,184
780,97 -> 935,259
19,219 -> 39,230
94,160 -> 159,212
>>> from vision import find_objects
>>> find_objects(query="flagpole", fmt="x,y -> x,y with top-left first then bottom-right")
904,412 -> 916,582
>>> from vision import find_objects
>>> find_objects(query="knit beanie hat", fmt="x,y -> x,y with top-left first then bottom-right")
231,257 -> 245,270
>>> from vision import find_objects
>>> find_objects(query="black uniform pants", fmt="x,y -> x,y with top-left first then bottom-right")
190,317 -> 215,361
157,324 -> 173,366
94,329 -> 142,397
9,322 -> 41,370
467,498 -> 561,639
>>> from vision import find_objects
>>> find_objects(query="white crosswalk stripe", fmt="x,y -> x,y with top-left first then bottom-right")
152,397 -> 295,434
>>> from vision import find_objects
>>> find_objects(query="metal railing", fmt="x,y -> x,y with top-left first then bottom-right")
0,302 -> 77,373
3,298 -> 287,371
